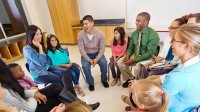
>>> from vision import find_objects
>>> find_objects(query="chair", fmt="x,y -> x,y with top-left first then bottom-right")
25,63 -> 30,72
64,49 -> 86,82
189,105 -> 200,112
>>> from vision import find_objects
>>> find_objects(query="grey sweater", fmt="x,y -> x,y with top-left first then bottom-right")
77,28 -> 106,61
3,88 -> 37,112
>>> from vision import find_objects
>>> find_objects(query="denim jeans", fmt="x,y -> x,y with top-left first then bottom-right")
68,64 -> 80,85
34,66 -> 76,96
81,53 -> 107,85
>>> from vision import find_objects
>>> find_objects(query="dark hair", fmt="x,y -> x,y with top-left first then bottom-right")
181,13 -> 200,23
82,15 -> 94,22
113,27 -> 126,46
47,34 -> 62,53
190,13 -> 200,23
174,18 -> 187,26
138,12 -> 151,22
7,63 -> 19,69
0,59 -> 27,100
181,14 -> 191,23
26,25 -> 46,53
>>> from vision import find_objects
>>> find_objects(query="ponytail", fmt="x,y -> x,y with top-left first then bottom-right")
160,91 -> 169,112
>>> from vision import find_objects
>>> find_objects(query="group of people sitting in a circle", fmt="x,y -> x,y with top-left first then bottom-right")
0,12 -> 200,112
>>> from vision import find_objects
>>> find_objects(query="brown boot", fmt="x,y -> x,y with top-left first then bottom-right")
111,78 -> 118,86
125,106 -> 132,111
121,95 -> 130,105
116,78 -> 121,86
74,86 -> 85,96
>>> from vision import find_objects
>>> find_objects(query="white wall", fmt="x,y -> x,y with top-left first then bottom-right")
20,0 -> 200,42
77,0 -> 126,20
21,0 -> 54,34
127,0 -> 200,30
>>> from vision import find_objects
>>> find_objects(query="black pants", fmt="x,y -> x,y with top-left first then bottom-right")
110,56 -> 121,78
35,67 -> 77,97
35,83 -> 62,112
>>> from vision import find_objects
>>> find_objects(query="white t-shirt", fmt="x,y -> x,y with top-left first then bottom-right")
87,34 -> 94,41
158,36 -> 171,58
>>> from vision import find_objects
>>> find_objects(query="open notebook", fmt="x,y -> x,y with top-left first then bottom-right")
149,61 -> 178,69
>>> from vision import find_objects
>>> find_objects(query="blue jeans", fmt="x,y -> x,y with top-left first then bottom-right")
81,53 -> 107,85
68,64 -> 80,85
34,66 -> 76,96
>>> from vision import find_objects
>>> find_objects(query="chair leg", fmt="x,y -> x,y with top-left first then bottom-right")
72,63 -> 87,83
107,63 -> 110,81
79,66 -> 86,82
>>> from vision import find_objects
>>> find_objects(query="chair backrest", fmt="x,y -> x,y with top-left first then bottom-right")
25,63 -> 30,72
126,36 -> 131,51
155,45 -> 160,56
64,48 -> 69,56
189,106 -> 200,112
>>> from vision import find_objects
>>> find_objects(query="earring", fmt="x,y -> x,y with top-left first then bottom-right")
140,104 -> 145,109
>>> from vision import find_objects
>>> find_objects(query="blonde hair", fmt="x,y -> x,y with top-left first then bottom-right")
64,101 -> 92,112
177,23 -> 200,56
132,79 -> 169,112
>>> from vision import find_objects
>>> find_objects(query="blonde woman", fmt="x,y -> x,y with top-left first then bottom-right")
129,79 -> 168,112
64,101 -> 92,112
161,24 -> 200,111
50,101 -> 92,112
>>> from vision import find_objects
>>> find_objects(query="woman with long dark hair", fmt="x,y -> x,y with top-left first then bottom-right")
23,25 -> 76,96
46,34 -> 85,96
110,27 -> 127,86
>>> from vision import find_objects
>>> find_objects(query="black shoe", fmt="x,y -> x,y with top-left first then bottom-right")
102,82 -> 109,88
59,88 -> 78,103
89,85 -> 95,91
88,102 -> 100,110
122,77 -> 135,88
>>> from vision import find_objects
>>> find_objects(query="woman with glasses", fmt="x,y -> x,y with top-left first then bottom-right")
161,23 -> 200,111
136,18 -> 186,79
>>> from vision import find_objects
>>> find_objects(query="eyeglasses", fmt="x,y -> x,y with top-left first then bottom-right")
171,38 -> 184,43
168,26 -> 179,30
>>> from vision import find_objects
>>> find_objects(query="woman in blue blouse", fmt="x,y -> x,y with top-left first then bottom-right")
23,25 -> 76,96
161,23 -> 200,112
46,34 -> 85,96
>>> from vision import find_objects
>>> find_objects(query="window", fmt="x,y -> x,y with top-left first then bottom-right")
0,0 -> 28,44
